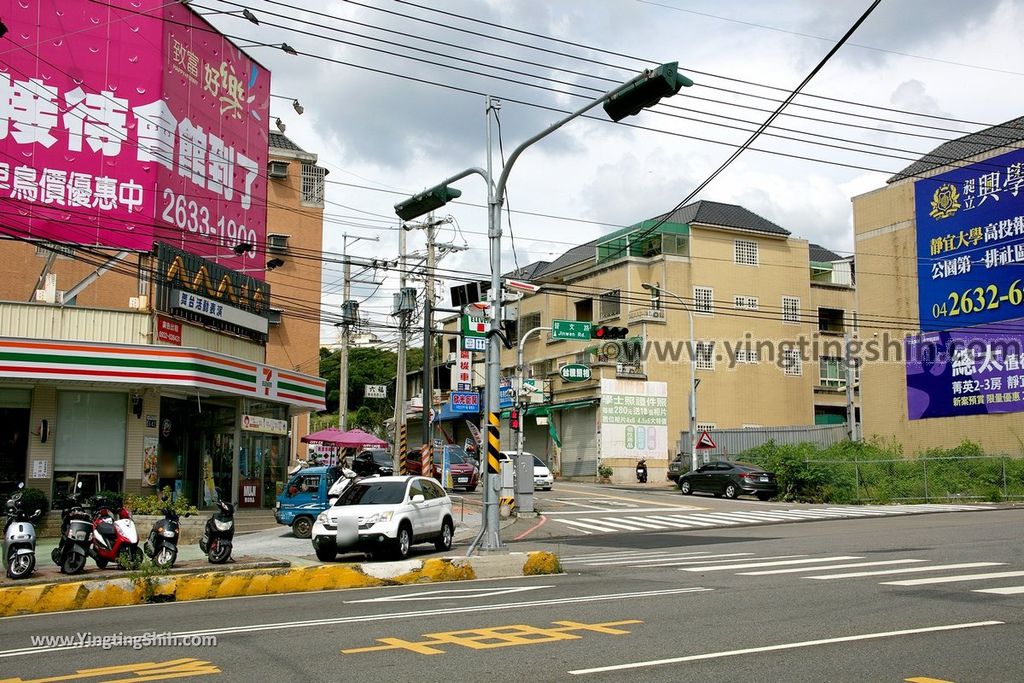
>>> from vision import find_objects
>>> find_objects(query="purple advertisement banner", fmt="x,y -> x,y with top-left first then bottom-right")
906,329 -> 1024,420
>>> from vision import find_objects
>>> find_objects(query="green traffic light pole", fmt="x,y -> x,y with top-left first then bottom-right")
396,63 -> 690,555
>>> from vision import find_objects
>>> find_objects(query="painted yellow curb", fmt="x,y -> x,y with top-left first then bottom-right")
0,551 -> 561,617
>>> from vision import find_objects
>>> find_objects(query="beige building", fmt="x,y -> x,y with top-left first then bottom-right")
853,117 -> 1024,453
435,200 -> 858,482
0,132 -> 327,508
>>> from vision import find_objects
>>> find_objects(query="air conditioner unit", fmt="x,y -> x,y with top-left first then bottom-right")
446,352 -> 458,364
267,233 -> 289,254
268,160 -> 289,179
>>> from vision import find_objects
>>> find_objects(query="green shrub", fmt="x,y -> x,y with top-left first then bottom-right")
124,487 -> 198,516
7,488 -> 50,517
598,464 -> 613,479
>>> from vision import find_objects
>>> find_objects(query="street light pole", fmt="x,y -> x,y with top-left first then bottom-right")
642,282 -> 698,472
395,63 -> 692,554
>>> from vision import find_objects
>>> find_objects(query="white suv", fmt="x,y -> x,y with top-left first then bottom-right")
311,476 -> 454,561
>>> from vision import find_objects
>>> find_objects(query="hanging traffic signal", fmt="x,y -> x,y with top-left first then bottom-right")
510,409 -> 521,431
603,62 -> 693,123
592,325 -> 629,340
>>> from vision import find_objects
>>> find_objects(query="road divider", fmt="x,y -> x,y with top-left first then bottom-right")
0,551 -> 562,618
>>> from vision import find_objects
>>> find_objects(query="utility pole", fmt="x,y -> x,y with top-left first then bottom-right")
421,215 -> 438,447
338,233 -> 378,431
392,227 -> 410,472
845,332 -> 857,441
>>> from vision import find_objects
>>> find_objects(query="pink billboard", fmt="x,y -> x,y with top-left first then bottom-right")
0,0 -> 270,277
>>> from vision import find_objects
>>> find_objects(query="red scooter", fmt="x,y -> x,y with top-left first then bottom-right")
89,495 -> 142,570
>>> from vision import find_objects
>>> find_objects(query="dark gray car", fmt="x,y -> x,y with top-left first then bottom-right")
678,461 -> 777,500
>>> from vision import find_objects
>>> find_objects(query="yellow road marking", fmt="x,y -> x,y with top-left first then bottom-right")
905,678 -> 956,683
0,658 -> 220,683
342,619 -> 642,656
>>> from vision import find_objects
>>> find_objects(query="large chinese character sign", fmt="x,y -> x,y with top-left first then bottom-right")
0,0 -> 270,277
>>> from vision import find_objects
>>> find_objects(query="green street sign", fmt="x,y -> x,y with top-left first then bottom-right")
551,319 -> 592,341
560,363 -> 592,382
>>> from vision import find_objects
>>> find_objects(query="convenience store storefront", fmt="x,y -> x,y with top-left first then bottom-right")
0,338 -> 326,509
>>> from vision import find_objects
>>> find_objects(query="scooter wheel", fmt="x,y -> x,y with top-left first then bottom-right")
6,554 -> 35,580
208,544 -> 231,564
62,553 -> 87,575
117,547 -> 143,570
51,548 -> 61,565
95,558 -> 109,570
155,547 -> 177,569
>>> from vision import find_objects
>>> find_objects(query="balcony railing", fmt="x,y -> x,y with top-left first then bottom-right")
627,308 -> 666,323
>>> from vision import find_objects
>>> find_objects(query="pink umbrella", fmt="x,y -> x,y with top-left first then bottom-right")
301,427 -> 387,449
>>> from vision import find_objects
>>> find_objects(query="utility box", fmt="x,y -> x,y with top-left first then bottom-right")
514,453 -> 534,513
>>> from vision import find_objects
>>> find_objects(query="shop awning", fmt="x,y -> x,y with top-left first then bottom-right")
302,427 -> 387,447
0,337 -> 326,412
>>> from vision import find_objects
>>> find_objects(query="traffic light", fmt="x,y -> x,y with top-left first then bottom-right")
603,62 -> 693,123
395,185 -> 463,221
592,325 -> 629,340
510,409 -> 521,432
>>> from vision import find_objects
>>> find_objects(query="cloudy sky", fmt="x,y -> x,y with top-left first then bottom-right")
197,0 -> 1024,347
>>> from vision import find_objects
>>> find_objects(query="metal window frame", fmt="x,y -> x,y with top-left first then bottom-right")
694,286 -> 714,315
734,239 -> 759,266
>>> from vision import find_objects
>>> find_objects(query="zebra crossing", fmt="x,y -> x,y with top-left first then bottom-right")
560,549 -> 1024,597
547,503 -> 989,535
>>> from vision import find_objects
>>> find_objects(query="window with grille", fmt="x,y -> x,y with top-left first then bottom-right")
782,349 -> 802,375
267,233 -> 289,254
520,312 -> 541,336
531,359 -> 552,378
735,349 -> 759,364
35,241 -> 74,258
301,164 -> 326,206
599,289 -> 621,319
819,356 -> 844,387
734,295 -> 758,310
735,239 -> 758,265
782,296 -> 800,323
694,287 -> 713,314
695,341 -> 715,370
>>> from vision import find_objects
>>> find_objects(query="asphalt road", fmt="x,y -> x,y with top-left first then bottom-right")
1,507 -> 1022,682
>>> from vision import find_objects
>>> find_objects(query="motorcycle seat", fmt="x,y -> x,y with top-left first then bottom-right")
96,521 -> 117,537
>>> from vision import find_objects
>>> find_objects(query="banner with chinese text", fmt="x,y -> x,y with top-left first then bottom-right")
0,0 -> 269,276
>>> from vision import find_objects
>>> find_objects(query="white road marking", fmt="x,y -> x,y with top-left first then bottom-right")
567,621 -> 1004,675
680,556 -> 861,572
543,506 -> 704,516
881,570 -> 1024,586
560,550 -> 688,562
973,585 -> 1024,595
807,562 -> 1004,580
0,587 -> 714,659
553,518 -> 627,533
627,555 -> 811,568
578,553 -> 761,567
614,516 -> 677,530
646,515 -> 716,527
345,585 -> 553,603
739,559 -> 927,575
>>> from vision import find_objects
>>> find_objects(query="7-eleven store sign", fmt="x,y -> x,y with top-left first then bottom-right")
461,315 -> 487,352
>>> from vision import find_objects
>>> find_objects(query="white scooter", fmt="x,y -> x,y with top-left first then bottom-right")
3,483 -> 43,580
327,467 -> 360,507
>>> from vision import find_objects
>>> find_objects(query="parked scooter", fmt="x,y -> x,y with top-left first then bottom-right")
51,482 -> 93,575
635,458 -> 648,484
199,497 -> 235,564
3,483 -> 43,580
327,467 -> 359,507
89,495 -> 142,570
143,504 -> 182,569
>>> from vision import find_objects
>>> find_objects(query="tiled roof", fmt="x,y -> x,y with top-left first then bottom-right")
504,261 -> 550,280
809,243 -> 843,263
888,117 -> 1024,183
656,200 -> 790,236
268,131 -> 308,153
536,200 -> 790,277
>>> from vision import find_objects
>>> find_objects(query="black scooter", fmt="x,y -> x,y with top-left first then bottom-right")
199,498 -> 235,564
51,482 -> 92,574
636,459 -> 648,483
143,505 -> 181,569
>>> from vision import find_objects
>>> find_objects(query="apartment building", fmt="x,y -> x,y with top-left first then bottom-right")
430,200 -> 858,482
852,117 -> 1024,453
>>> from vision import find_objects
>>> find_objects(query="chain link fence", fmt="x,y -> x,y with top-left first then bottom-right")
809,455 -> 1024,503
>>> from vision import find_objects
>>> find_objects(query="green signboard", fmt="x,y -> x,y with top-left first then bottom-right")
551,319 -> 592,341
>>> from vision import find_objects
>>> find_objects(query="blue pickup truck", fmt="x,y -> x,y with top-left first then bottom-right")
274,465 -> 343,539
